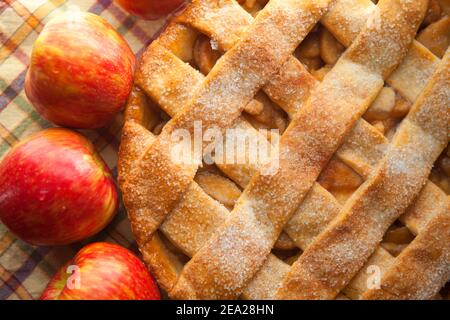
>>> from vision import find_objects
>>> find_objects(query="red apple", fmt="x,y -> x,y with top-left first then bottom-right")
0,128 -> 118,245
41,242 -> 160,300
25,12 -> 135,129
115,0 -> 186,20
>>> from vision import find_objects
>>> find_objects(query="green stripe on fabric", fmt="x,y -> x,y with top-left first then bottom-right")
13,95 -> 51,128
0,140 -> 10,158
0,79 -> 7,91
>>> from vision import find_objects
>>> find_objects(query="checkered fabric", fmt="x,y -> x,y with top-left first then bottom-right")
0,0 -> 165,299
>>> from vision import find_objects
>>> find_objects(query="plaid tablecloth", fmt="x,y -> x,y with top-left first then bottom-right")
0,0 -> 165,299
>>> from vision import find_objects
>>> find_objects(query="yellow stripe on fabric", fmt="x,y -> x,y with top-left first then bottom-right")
0,122 -> 19,147
0,0 -> 66,63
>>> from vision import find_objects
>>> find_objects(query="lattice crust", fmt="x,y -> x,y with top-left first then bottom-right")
119,0 -> 450,300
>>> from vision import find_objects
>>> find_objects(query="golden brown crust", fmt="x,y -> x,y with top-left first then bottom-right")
417,16 -> 450,58
171,0 -> 428,299
118,0 -> 449,300
277,48 -> 449,300
362,202 -> 450,300
361,52 -> 450,300
141,233 -> 182,293
323,0 -> 441,103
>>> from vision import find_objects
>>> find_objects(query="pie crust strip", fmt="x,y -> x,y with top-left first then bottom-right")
321,0 -> 441,103
132,0 -> 444,246
135,0 -> 441,197
177,0 -> 440,118
123,0 -> 334,246
137,0 -> 441,195
119,89 -> 325,298
121,110 -> 449,299
176,0 -> 316,116
125,92 -> 449,299
120,0 -> 448,299
121,74 -> 448,301
360,51 -> 450,300
362,202 -> 450,300
276,48 -> 450,300
169,0 -> 428,299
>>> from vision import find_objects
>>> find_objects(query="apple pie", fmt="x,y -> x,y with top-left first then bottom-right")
118,0 -> 450,300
